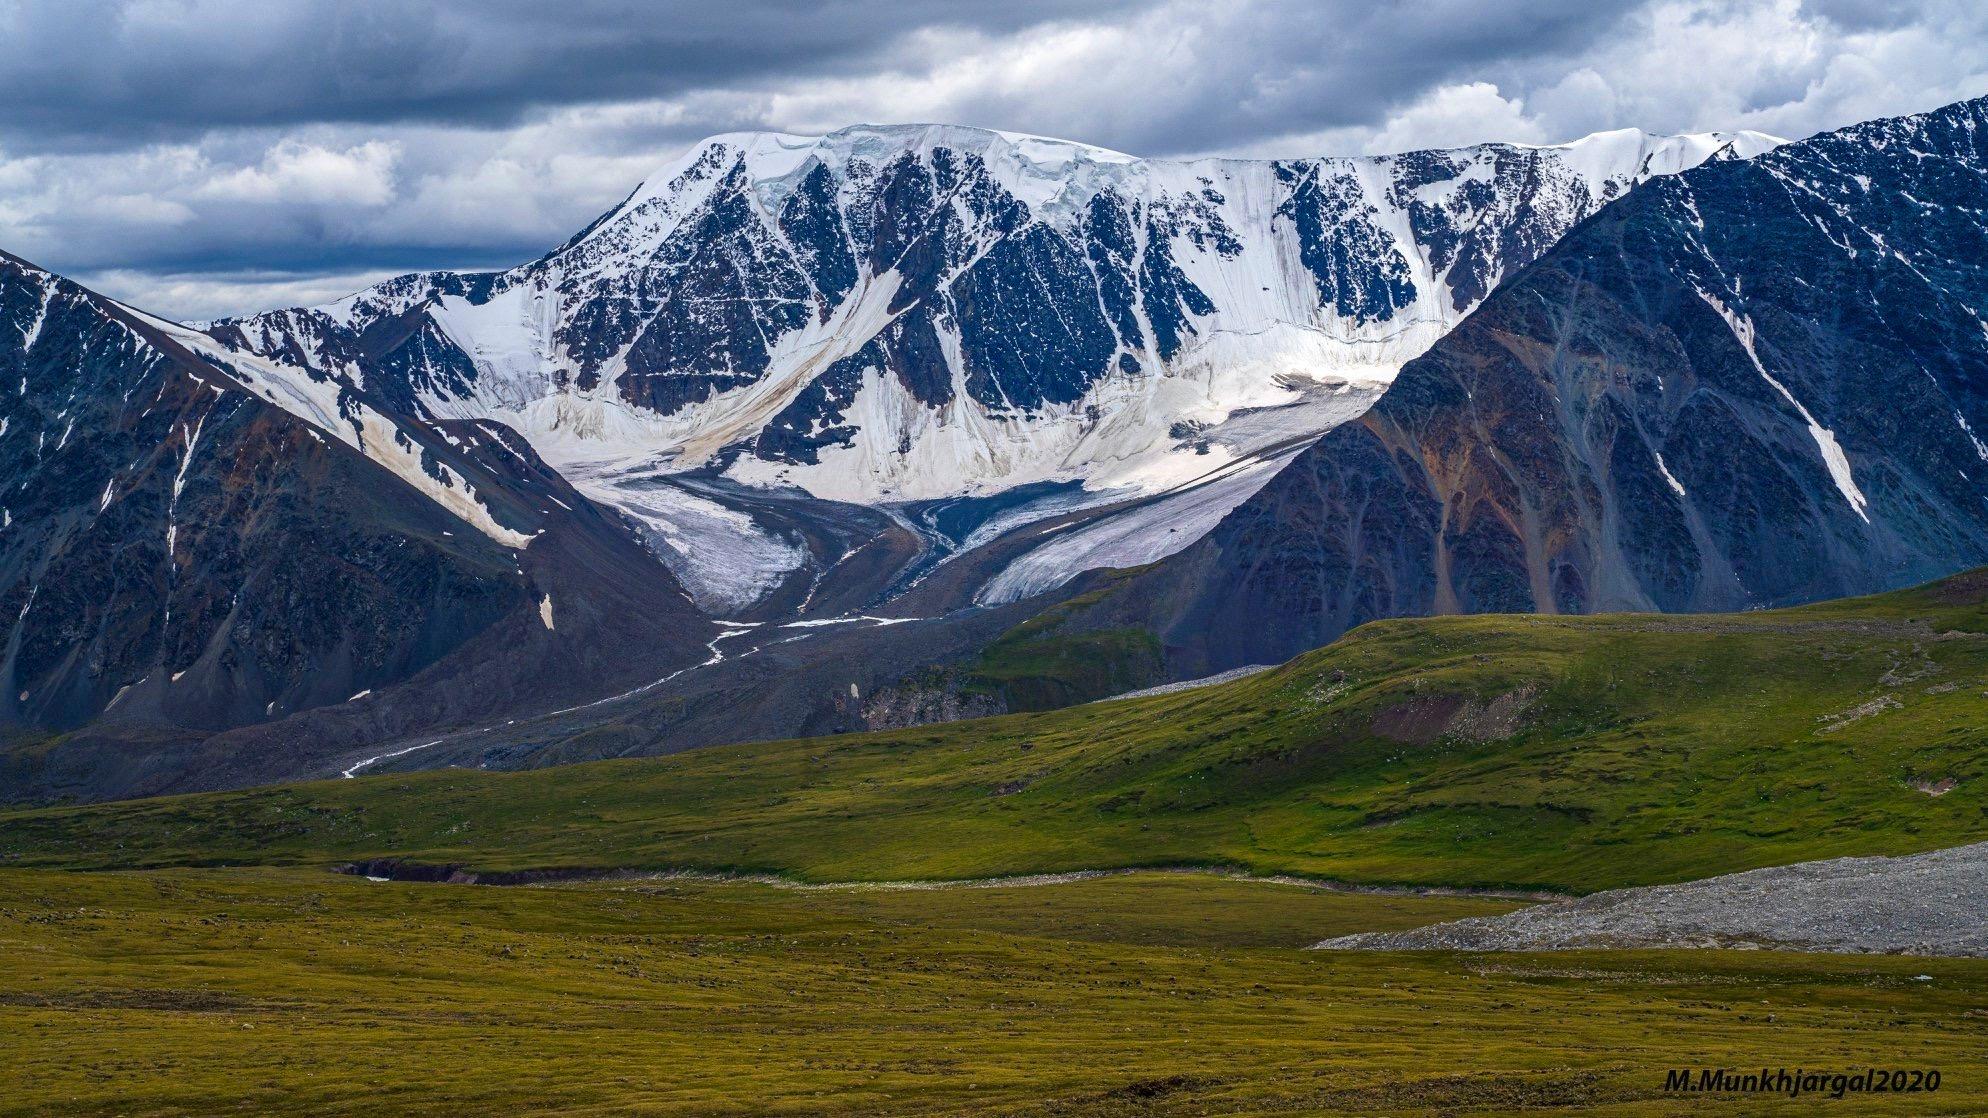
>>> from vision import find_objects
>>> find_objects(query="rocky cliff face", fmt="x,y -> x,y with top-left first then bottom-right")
0,252 -> 711,803
1101,97 -> 1988,674
212,124 -> 1776,609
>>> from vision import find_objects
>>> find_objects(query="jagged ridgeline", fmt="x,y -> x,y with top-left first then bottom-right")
209,126 -> 1775,584
1095,96 -> 1988,675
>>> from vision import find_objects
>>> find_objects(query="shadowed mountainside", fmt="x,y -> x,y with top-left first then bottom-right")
1078,96 -> 1988,676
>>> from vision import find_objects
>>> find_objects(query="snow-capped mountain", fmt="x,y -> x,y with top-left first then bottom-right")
213,123 -> 1779,610
1081,95 -> 1988,676
0,251 -> 711,803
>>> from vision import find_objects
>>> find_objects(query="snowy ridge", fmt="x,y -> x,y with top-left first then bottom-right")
573,124 -> 1773,272
118,298 -> 535,548
3,254 -> 532,552
223,124 -> 1783,497
212,122 -> 1782,606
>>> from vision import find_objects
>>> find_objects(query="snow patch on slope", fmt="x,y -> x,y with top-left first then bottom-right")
1698,289 -> 1870,522
1652,448 -> 1688,497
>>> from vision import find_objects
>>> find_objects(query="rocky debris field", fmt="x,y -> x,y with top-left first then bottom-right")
1316,841 -> 1988,956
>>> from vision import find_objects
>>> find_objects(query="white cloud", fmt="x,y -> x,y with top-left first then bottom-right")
1528,69 -> 1622,139
1512,0 -> 1988,143
196,140 -> 399,206
2,0 -> 1986,319
1362,82 -> 1550,154
77,193 -> 196,225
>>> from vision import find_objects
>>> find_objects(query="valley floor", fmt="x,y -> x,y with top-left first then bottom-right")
4,867 -> 1985,1116
7,573 -> 1988,1113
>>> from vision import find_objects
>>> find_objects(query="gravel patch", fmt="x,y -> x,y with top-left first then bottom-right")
1314,841 -> 1988,956
1101,664 -> 1277,702
345,861 -> 1548,898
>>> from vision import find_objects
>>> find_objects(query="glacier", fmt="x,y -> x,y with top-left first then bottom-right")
210,122 -> 1782,609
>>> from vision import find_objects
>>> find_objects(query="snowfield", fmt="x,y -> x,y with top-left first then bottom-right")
213,122 -> 1781,608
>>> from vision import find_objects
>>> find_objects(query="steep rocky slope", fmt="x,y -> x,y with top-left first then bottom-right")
0,253 -> 711,803
1090,96 -> 1988,674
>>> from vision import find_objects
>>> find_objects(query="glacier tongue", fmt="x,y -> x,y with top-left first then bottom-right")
566,460 -> 807,613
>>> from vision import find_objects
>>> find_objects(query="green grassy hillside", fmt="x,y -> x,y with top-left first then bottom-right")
5,571 -> 1987,892
955,574 -> 1169,710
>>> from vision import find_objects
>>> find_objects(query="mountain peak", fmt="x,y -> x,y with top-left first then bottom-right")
578,119 -> 1785,272
211,110 -> 1807,614
1089,94 -> 1988,674
234,113 -> 1793,513
689,122 -> 1141,167
599,122 -> 1147,242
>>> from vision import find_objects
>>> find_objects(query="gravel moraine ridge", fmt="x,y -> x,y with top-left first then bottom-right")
1100,665 -> 1277,702
1315,841 -> 1988,956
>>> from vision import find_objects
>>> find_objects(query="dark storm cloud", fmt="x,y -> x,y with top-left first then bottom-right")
0,0 -> 1657,158
0,0 -> 1148,149
1082,0 -> 1646,154
0,0 -> 1982,319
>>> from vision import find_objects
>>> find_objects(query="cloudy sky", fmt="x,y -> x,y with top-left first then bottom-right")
2,0 -> 1982,320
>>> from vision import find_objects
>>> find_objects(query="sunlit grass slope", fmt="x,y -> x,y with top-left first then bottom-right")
4,571 -> 1986,892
